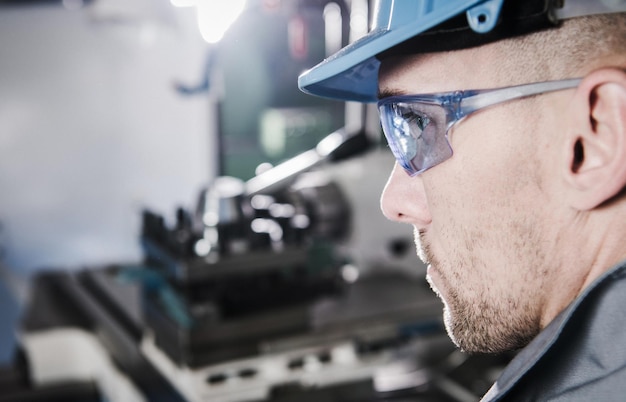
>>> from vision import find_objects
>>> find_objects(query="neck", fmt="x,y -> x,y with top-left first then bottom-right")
539,205 -> 626,328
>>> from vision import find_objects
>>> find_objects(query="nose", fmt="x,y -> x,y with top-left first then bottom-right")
380,163 -> 432,228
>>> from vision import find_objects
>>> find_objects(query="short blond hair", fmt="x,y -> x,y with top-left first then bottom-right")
496,13 -> 626,82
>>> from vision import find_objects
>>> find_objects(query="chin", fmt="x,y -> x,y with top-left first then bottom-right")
444,302 -> 540,355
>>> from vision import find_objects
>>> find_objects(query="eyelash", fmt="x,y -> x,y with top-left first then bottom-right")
403,112 -> 431,132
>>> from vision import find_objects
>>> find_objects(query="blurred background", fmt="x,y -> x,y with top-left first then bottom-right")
0,1 -> 512,401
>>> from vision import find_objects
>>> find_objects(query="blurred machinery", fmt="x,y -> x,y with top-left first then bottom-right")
138,128 -> 364,370
0,1 -> 513,401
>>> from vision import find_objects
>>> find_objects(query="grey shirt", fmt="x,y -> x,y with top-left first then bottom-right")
482,261 -> 626,401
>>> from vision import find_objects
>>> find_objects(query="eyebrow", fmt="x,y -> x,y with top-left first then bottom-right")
377,87 -> 408,100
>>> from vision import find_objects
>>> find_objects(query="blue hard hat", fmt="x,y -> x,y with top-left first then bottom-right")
298,0 -> 626,103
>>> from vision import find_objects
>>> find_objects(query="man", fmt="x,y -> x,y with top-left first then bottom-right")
299,0 -> 626,400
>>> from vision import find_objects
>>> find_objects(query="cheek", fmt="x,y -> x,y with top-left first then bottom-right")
426,108 -> 544,251
449,105 -> 542,194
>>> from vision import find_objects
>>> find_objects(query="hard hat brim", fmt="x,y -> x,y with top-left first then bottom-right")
297,0 -> 485,103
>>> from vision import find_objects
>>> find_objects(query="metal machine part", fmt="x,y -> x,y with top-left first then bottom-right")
245,128 -> 370,196
12,266 -> 512,402
141,128 -> 367,282
135,129 -> 369,369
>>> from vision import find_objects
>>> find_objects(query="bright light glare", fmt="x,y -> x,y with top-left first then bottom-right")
170,0 -> 246,44
198,1 -> 246,43
323,3 -> 342,56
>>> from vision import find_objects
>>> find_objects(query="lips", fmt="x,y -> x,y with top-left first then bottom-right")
414,227 -> 431,265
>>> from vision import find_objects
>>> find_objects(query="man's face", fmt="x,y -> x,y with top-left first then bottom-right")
378,47 -> 568,354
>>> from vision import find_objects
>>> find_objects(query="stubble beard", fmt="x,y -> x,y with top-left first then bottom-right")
417,228 -> 542,354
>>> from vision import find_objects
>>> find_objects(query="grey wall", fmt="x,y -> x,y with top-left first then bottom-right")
0,3 -> 216,273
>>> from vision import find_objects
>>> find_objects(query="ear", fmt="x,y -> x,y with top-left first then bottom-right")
563,68 -> 626,211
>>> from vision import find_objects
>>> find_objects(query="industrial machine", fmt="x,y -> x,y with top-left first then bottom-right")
0,1 -> 513,401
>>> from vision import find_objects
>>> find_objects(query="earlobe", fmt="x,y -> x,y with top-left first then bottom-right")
564,68 -> 626,210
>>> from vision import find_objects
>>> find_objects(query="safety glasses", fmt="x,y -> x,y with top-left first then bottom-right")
377,78 -> 582,176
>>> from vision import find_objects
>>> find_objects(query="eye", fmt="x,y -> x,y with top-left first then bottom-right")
388,107 -> 433,162
402,111 -> 431,132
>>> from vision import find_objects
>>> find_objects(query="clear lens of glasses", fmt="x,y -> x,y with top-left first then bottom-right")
378,100 -> 452,176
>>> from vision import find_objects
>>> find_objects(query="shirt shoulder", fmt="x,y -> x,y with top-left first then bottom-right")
482,262 -> 626,401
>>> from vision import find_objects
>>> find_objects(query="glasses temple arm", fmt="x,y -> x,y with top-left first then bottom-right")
457,78 -> 582,119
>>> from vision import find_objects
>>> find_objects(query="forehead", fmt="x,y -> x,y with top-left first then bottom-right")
378,43 -> 507,97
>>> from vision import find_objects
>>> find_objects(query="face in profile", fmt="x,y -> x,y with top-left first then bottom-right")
378,47 -> 567,354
